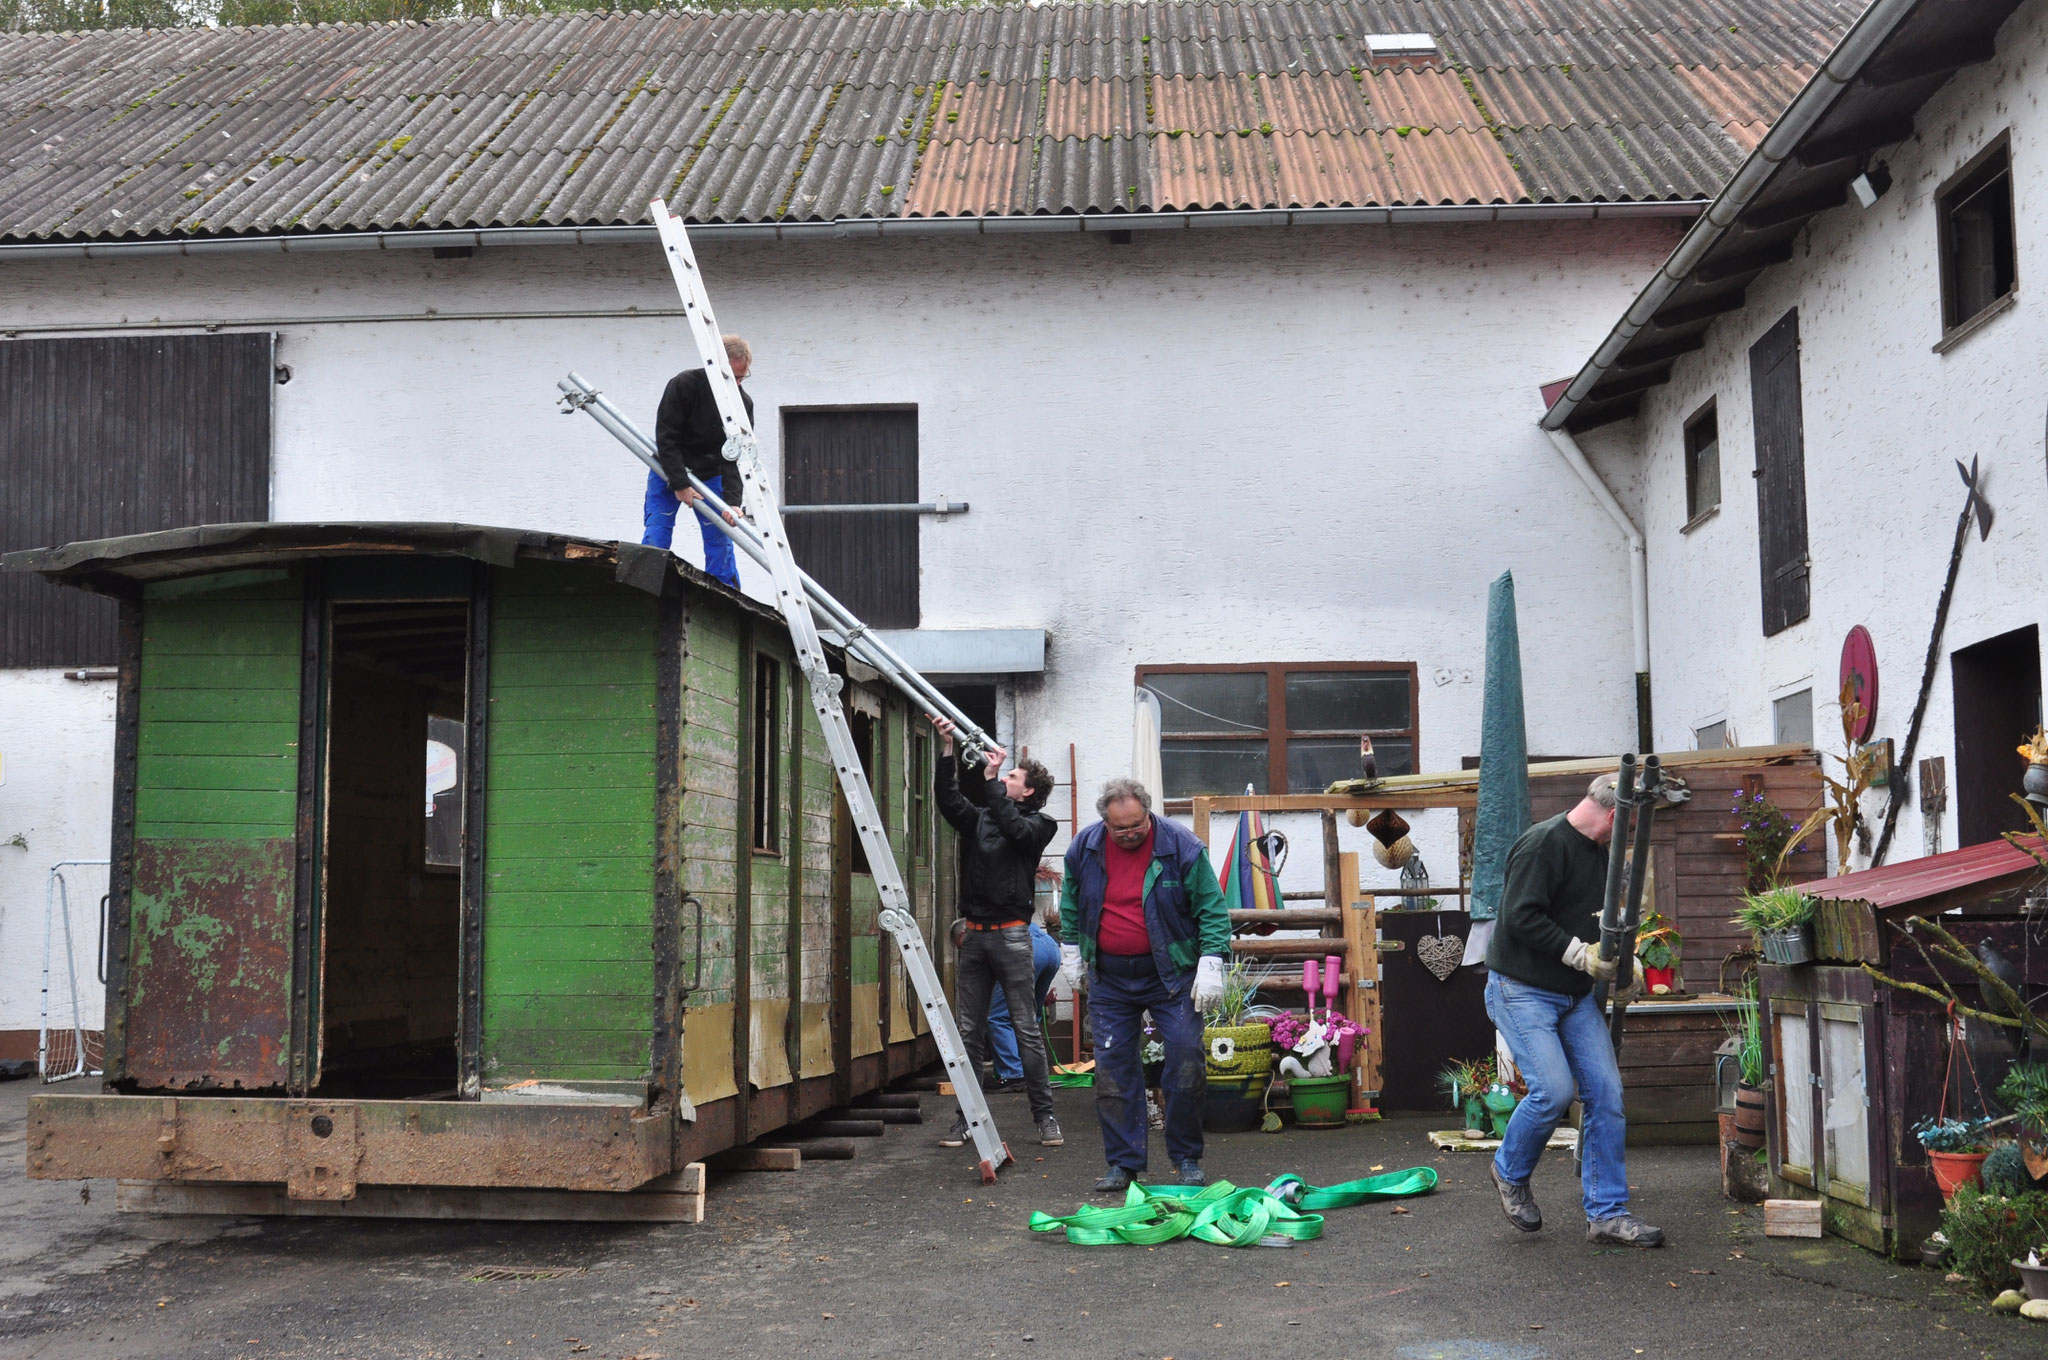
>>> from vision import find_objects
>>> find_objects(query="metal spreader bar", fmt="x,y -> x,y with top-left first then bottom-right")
555,372 -> 996,764
637,198 -> 1010,1181
1596,753 -> 1663,1055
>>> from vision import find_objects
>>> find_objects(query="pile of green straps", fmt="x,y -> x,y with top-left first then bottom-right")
1027,1167 -> 1439,1248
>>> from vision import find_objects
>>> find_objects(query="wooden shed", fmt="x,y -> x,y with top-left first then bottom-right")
7,523 -> 949,1215
1763,838 -> 2047,1256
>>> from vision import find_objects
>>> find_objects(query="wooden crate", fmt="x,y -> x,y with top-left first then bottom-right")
1764,1197 -> 1823,1238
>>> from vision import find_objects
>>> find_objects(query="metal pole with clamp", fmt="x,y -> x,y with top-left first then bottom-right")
634,198 -> 1011,1182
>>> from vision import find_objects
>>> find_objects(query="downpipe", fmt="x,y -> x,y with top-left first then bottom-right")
1545,426 -> 1652,750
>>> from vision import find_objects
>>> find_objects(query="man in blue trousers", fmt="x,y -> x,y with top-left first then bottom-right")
984,911 -> 1062,1091
1483,773 -> 1664,1248
644,334 -> 751,587
1058,778 -> 1229,1194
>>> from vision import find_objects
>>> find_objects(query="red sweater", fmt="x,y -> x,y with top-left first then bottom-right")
1098,826 -> 1155,956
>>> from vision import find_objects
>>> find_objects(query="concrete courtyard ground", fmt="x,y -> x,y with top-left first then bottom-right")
0,1075 -> 2031,1360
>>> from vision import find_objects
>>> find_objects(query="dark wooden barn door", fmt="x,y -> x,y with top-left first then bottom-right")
782,409 -> 919,629
1749,311 -> 1810,637
0,335 -> 273,667
1951,625 -> 2043,846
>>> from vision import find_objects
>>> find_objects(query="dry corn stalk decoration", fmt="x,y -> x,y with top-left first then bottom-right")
1772,677 -> 1882,878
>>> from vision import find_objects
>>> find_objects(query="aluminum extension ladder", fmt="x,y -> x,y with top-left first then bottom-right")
561,198 -> 1012,1181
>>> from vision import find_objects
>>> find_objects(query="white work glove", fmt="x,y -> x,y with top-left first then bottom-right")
1562,937 -> 1618,982
1191,955 -> 1228,1013
1058,944 -> 1083,988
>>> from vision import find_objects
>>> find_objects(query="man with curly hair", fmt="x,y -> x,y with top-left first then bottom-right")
929,715 -> 1063,1149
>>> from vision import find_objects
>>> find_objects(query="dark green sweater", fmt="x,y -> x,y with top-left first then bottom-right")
1483,811 -> 1608,997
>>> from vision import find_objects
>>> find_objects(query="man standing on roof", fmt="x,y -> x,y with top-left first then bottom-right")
929,715 -> 1064,1151
1483,773 -> 1663,1248
645,334 -> 751,589
1057,778 -> 1229,1194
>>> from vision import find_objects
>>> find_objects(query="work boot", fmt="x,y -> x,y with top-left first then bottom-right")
1490,1163 -> 1542,1232
1093,1168 -> 1133,1194
939,1114 -> 969,1148
1177,1160 -> 1206,1187
1037,1115 -> 1065,1147
1587,1213 -> 1666,1248
991,1076 -> 1027,1094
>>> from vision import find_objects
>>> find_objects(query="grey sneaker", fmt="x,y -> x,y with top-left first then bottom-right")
1177,1159 -> 1206,1187
938,1114 -> 968,1148
1093,1168 -> 1134,1194
1490,1163 -> 1542,1232
1037,1115 -> 1064,1147
1587,1213 -> 1666,1248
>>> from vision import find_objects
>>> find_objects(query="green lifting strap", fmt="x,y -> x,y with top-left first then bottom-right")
1027,1167 -> 1437,1248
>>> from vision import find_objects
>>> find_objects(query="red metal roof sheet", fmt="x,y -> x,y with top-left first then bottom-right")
1796,837 -> 2046,911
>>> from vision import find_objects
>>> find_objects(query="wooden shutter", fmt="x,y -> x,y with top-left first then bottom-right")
0,334 -> 273,667
782,410 -> 919,629
1749,310 -> 1810,637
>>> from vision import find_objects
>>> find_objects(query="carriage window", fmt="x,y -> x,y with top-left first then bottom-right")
752,654 -> 781,854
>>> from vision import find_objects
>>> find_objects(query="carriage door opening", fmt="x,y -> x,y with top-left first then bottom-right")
313,594 -> 470,1097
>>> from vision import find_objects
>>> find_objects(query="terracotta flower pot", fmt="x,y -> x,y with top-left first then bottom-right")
1732,1083 -> 1767,1151
1928,1149 -> 1989,1199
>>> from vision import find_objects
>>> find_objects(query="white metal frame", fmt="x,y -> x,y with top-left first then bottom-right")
39,860 -> 108,1082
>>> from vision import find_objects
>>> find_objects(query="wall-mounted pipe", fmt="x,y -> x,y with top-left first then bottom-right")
1545,426 -> 1652,748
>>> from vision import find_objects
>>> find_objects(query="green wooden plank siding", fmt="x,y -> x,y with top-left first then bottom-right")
678,604 -> 740,1007
127,575 -> 303,1089
480,564 -> 658,1085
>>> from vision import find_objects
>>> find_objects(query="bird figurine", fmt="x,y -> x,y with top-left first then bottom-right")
1359,734 -> 1379,782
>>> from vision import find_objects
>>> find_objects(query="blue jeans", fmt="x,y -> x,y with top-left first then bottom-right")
642,469 -> 739,587
1089,955 -> 1204,1173
987,923 -> 1061,1080
1485,972 -> 1630,1221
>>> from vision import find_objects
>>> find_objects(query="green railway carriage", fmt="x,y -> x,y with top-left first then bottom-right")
8,523 -> 952,1209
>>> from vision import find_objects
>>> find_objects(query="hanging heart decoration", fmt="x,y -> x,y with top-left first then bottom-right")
1416,934 -> 1464,981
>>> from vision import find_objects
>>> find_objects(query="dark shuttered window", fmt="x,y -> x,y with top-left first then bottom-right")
1,334 -> 273,667
781,408 -> 918,629
1748,310 -> 1810,637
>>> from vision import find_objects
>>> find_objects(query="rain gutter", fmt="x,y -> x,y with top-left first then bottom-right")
0,200 -> 1705,262
1538,0 -> 1924,432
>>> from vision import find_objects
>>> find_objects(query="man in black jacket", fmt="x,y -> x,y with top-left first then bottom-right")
644,334 -> 753,587
1482,773 -> 1663,1248
928,715 -> 1063,1149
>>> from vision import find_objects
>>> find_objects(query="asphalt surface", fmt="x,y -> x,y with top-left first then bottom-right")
0,1074 -> 2034,1360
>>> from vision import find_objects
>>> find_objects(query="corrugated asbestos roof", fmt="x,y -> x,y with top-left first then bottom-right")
0,0 -> 1863,244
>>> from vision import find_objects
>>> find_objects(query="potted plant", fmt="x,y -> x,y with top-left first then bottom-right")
1915,1116 -> 1995,1198
1733,885 -> 1817,966
1200,958 -> 1276,1132
1635,911 -> 1682,994
2021,725 -> 2048,806
1721,979 -> 1768,1151
1439,1056 -> 1518,1138
1732,788 -> 1807,892
1270,1009 -> 1368,1129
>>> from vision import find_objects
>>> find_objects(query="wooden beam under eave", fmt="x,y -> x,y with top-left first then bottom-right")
1740,184 -> 1848,232
1651,289 -> 1747,328
1612,333 -> 1706,370
1585,365 -> 1673,403
1862,34 -> 1997,86
1796,117 -> 1916,168
1695,241 -> 1796,285
1564,395 -> 1642,434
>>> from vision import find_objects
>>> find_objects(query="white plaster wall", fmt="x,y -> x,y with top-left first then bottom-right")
1628,0 -> 2048,867
1,217 -> 1680,899
0,673 -> 114,1036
